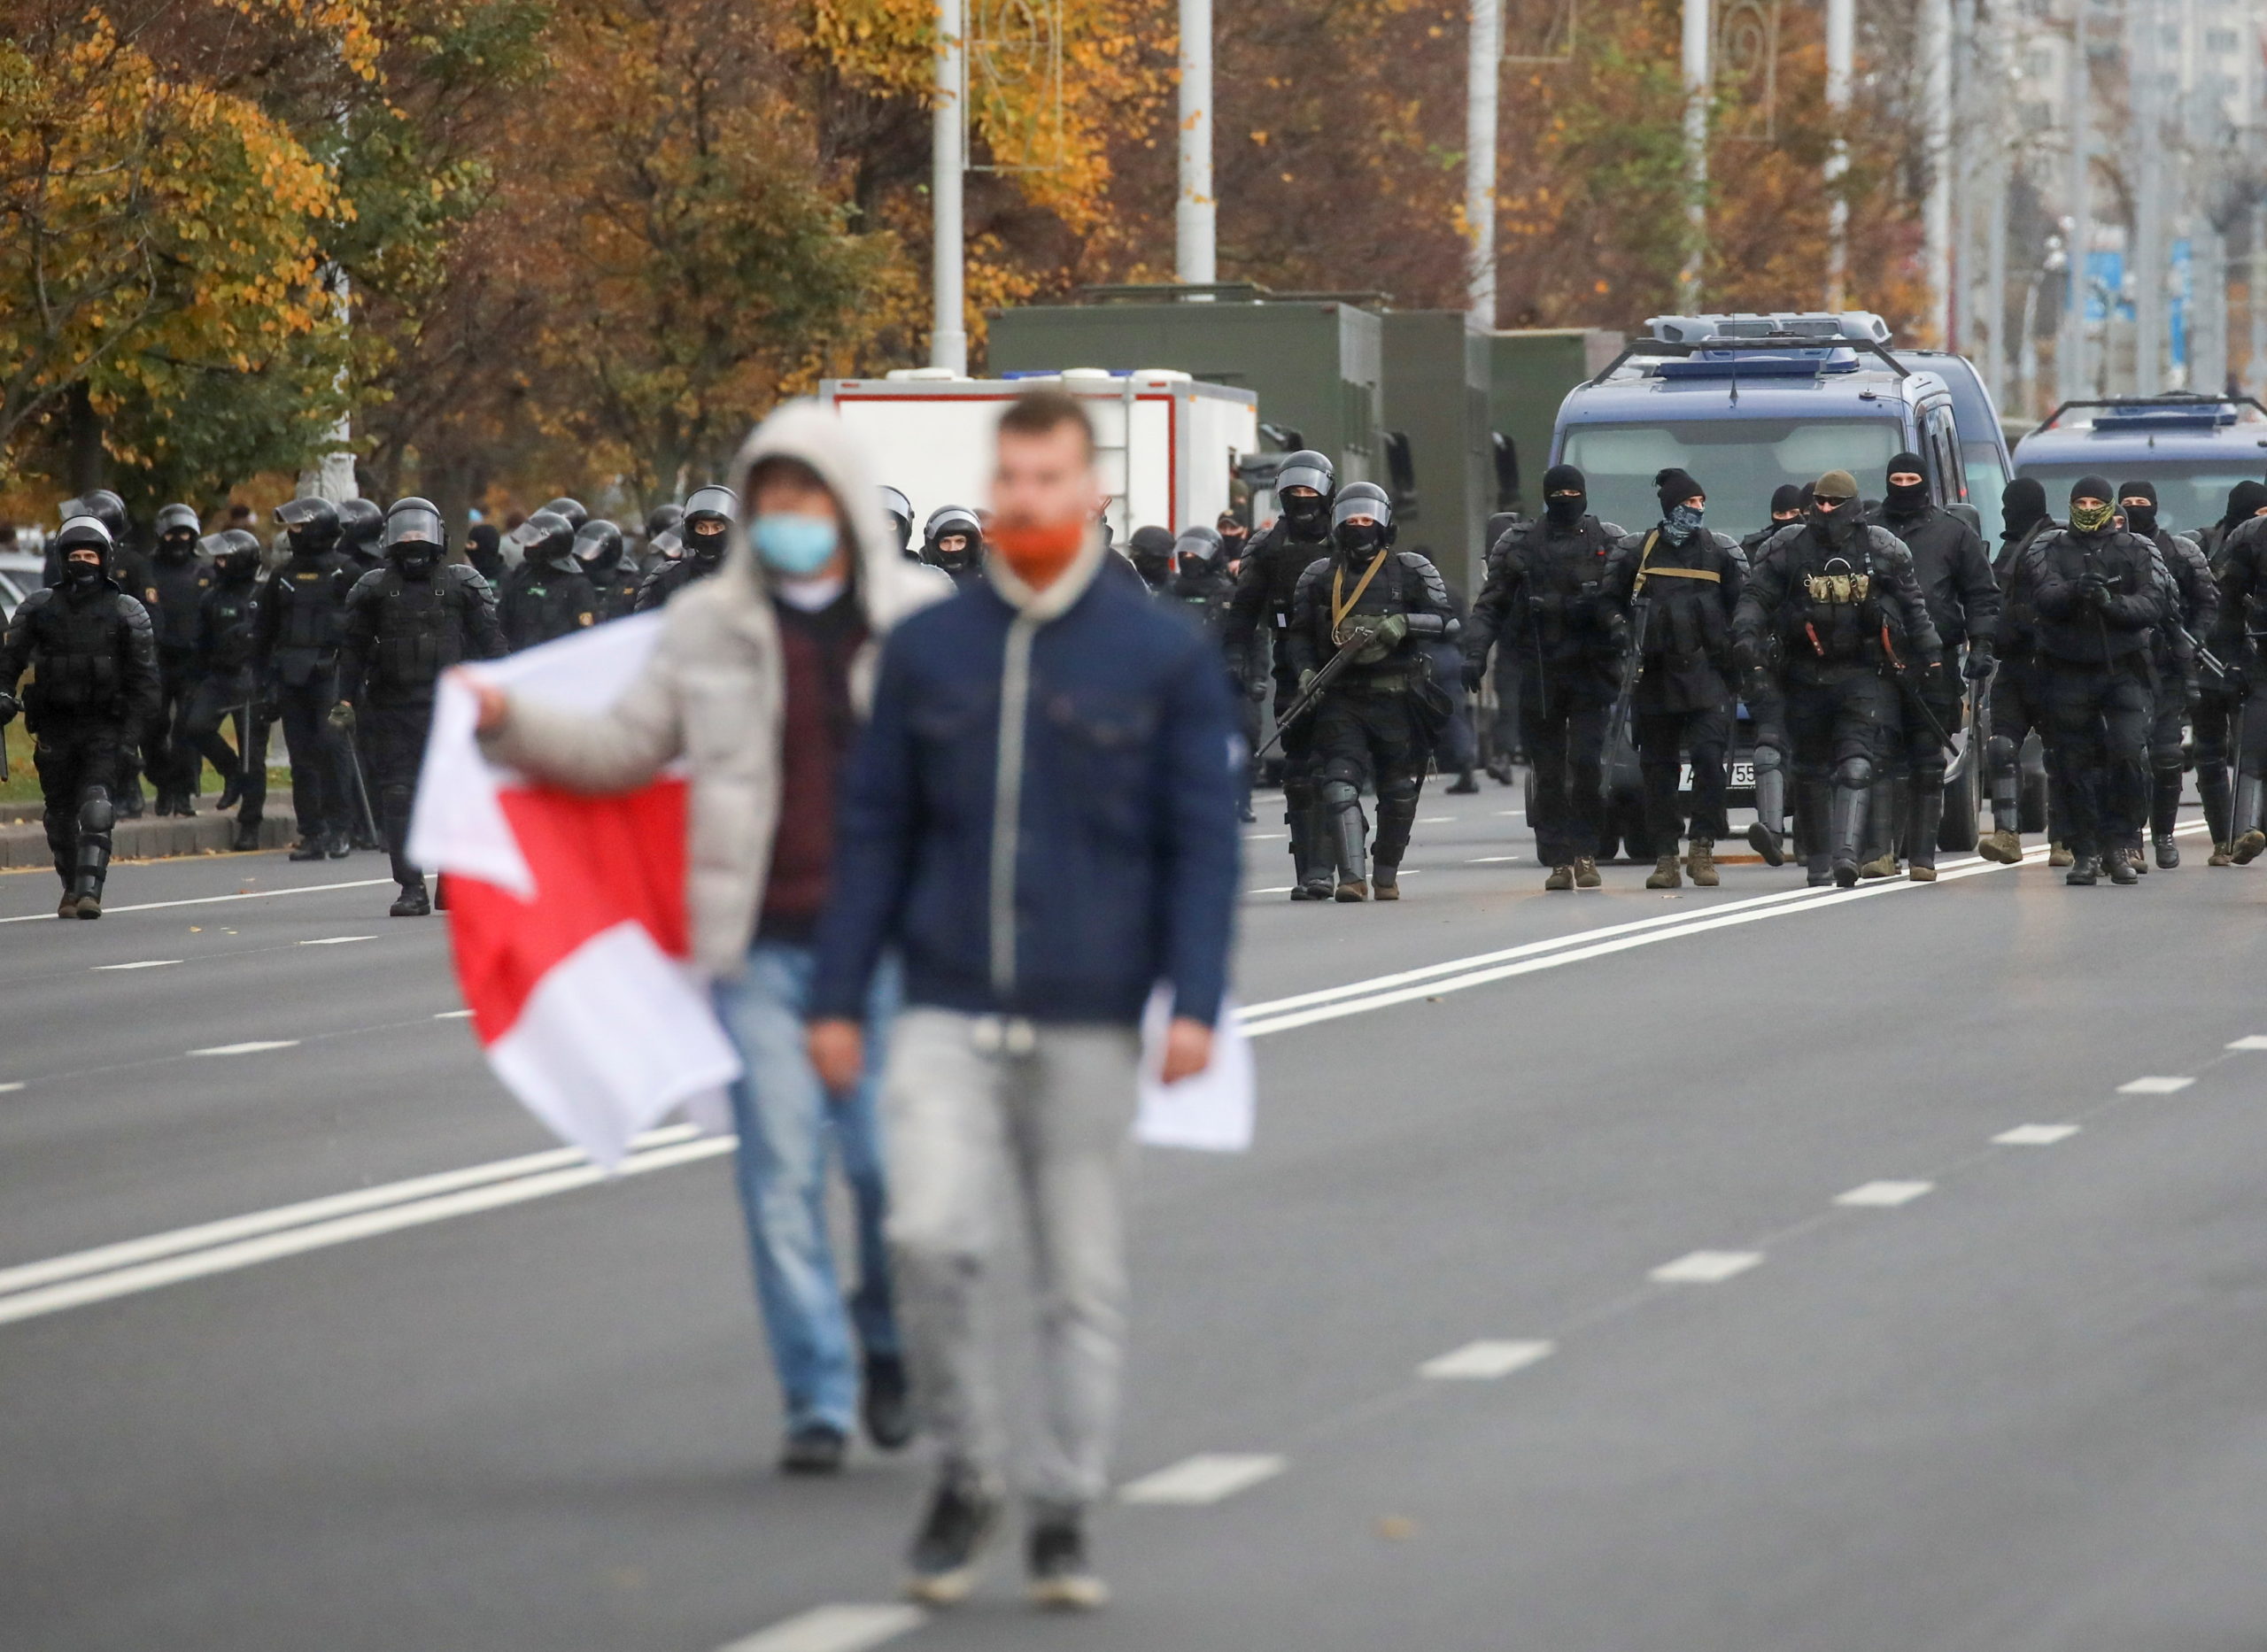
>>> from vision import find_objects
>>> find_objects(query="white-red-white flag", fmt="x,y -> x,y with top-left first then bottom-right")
407,614 -> 741,1168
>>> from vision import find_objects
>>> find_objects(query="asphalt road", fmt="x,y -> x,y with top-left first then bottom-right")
6,788 -> 2267,1652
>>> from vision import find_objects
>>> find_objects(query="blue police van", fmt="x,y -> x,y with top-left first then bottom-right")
2013,394 -> 2267,536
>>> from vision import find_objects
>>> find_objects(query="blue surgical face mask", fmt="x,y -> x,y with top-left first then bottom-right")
1663,502 -> 1705,544
752,513 -> 839,576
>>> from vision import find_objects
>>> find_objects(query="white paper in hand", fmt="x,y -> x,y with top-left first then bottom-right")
1136,987 -> 1255,1152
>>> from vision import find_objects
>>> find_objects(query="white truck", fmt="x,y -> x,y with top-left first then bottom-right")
817,368 -> 1260,544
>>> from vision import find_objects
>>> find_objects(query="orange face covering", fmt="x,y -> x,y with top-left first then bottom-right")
989,518 -> 1085,589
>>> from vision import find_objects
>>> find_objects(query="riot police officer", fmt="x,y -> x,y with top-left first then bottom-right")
53,490 -> 158,816
1979,478 -> 2059,864
336,498 -> 506,915
0,516 -> 161,916
182,529 -> 269,852
500,511 -> 600,647
1738,485 -> 1808,864
1225,451 -> 1339,895
639,502 -> 685,575
1168,524 -> 1254,820
1284,483 -> 1458,900
1862,452 -> 2000,879
2120,479 -> 2217,868
540,497 -> 590,534
2193,482 -> 2267,861
1603,467 -> 1746,888
251,497 -> 358,859
2208,501 -> 2267,864
2026,477 -> 2162,884
636,485 -> 734,612
1461,464 -> 1627,891
920,504 -> 986,587
1733,470 -> 1942,887
1126,526 -> 1176,593
571,518 -> 642,621
337,498 -> 386,578
879,487 -> 917,560
146,503 -> 213,816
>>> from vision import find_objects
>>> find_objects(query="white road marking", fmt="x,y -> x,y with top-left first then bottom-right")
188,1040 -> 300,1057
716,1604 -> 925,1652
1496,809 -> 1526,817
1993,1123 -> 2079,1146
1119,1453 -> 1287,1505
1248,885 -> 1295,895
92,960 -> 181,972
1834,1180 -> 1935,1208
1467,855 -> 1520,863
1243,832 -> 1287,841
1649,1250 -> 1762,1285
1419,1339 -> 1555,1379
0,878 -> 393,924
0,1132 -> 728,1327
298,935 -> 375,946
0,1082 -> 22,1094
434,1009 -> 474,1020
2116,1076 -> 2194,1094
2225,1035 -> 2267,1050
1419,815 -> 1453,823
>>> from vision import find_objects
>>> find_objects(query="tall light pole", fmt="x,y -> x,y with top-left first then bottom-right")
1176,0 -> 1216,285
1984,0 -> 2011,401
2132,0 -> 2164,392
1824,0 -> 1853,310
1679,0 -> 1709,310
1466,0 -> 1502,324
2058,0 -> 2091,401
1921,0 -> 1953,344
931,0 -> 968,374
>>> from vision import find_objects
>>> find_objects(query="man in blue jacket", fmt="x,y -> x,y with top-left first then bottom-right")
809,389 -> 1240,1612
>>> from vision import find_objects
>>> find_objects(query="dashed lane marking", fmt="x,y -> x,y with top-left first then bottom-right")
2116,1076 -> 2195,1094
92,960 -> 181,971
2226,1036 -> 2267,1051
1119,1453 -> 1287,1505
1243,832 -> 1287,841
0,878 -> 394,924
715,1604 -> 925,1652
1649,1250 -> 1763,1285
188,1040 -> 300,1057
1248,885 -> 1295,895
1418,815 -> 1454,823
1467,855 -> 1520,863
0,1082 -> 22,1094
1993,1124 -> 2080,1146
1834,1180 -> 1935,1208
435,1009 -> 473,1020
298,935 -> 375,946
1419,1339 -> 1555,1379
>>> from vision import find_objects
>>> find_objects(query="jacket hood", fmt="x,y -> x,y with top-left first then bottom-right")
723,399 -> 932,633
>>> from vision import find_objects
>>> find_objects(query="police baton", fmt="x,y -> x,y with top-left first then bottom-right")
331,709 -> 383,846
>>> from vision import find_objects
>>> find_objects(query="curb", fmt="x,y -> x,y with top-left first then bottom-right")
0,811 -> 299,869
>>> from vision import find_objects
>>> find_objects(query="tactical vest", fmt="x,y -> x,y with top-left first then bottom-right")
1783,537 -> 1900,667
1516,518 -> 1619,649
275,558 -> 344,652
1627,531 -> 1730,664
203,577 -> 261,674
149,559 -> 210,654
27,591 -> 129,714
369,572 -> 476,694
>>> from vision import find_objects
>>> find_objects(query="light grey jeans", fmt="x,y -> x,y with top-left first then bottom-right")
879,1007 -> 1141,1506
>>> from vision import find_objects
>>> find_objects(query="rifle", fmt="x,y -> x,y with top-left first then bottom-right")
1599,597 -> 1650,801
1254,641 -> 1362,761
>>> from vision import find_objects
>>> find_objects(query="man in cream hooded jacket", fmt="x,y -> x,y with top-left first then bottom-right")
474,402 -> 948,1473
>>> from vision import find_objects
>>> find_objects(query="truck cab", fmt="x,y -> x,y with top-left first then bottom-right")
2013,394 -> 2267,537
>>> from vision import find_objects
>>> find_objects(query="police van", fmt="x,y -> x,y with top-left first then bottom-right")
2013,393 -> 2267,536
1543,313 -> 1999,859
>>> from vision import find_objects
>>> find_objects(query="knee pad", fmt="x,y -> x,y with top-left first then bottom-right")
79,787 -> 115,835
1377,773 -> 1421,807
1834,756 -> 1872,791
1319,778 -> 1361,812
1752,745 -> 1783,778
1913,759 -> 1946,791
1319,757 -> 1365,790
1985,735 -> 2016,772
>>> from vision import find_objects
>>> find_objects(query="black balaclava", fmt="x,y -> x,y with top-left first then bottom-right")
1811,470 -> 1860,547
465,523 -> 503,581
1542,463 -> 1588,528
2069,475 -> 2116,537
1769,483 -> 1806,523
2220,480 -> 2267,533
2000,477 -> 2048,544
2116,478 -> 2158,537
1884,452 -> 1930,516
1654,467 -> 1704,544
1127,525 -> 1175,586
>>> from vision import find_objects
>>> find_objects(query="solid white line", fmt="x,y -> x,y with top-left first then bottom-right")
1419,1339 -> 1555,1379
434,1009 -> 474,1020
92,960 -> 181,971
0,1125 -> 706,1300
1993,1123 -> 2079,1146
2116,1076 -> 2194,1094
1834,1180 -> 1934,1208
2224,1035 -> 2267,1051
0,1082 -> 22,1094
298,935 -> 375,947
1119,1453 -> 1286,1505
1418,815 -> 1454,823
1649,1250 -> 1762,1284
0,1134 -> 732,1327
1243,832 -> 1287,841
715,1604 -> 926,1652
188,1040 -> 300,1057
0,878 -> 394,924
1248,885 -> 1294,895
1467,855 -> 1520,863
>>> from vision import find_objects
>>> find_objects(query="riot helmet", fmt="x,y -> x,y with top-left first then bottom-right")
154,503 -> 202,559
518,509 -> 576,567
54,515 -> 113,585
923,504 -> 982,574
202,529 -> 264,579
644,502 -> 684,542
539,497 -> 589,533
1274,451 -> 1335,536
1127,525 -> 1175,586
880,486 -> 916,555
1331,482 -> 1395,555
383,496 -> 445,577
275,496 -> 342,555
682,485 -> 736,569
62,490 -> 129,543
1172,524 -> 1225,567
337,497 -> 384,560
573,519 -> 626,575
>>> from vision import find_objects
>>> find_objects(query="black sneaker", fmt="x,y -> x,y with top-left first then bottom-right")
905,1471 -> 1002,1606
778,1423 -> 847,1476
1026,1503 -> 1108,1610
862,1353 -> 913,1452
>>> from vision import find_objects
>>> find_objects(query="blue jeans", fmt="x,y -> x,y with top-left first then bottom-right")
712,940 -> 900,1436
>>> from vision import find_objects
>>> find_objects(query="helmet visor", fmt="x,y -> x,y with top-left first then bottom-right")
384,506 -> 445,549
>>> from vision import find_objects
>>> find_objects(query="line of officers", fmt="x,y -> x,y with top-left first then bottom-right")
0,484 -> 744,919
1218,444 -> 2267,896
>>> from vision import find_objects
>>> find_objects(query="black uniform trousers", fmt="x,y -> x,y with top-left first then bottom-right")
2143,654 -> 2186,838
1312,685 -> 1429,867
1521,663 -> 1613,868
33,714 -> 123,886
365,696 -> 435,885
2038,658 -> 2150,856
1427,639 -> 1476,773
2191,680 -> 2242,838
1636,704 -> 1730,845
182,677 -> 267,823
151,650 -> 201,801
275,677 -> 350,838
1786,665 -> 1898,777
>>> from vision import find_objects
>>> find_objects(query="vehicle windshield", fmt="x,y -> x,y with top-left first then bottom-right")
1561,417 -> 1907,535
2016,461 -> 2267,537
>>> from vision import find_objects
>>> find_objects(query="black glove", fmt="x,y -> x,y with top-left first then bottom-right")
328,699 -> 355,732
1962,644 -> 1995,680
1731,637 -> 1764,675
1461,658 -> 1486,694
2186,675 -> 2204,712
0,691 -> 18,726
